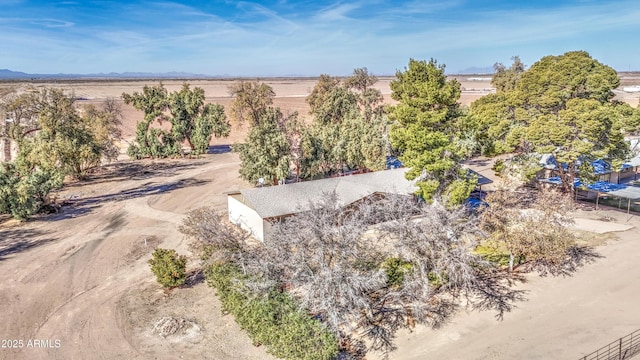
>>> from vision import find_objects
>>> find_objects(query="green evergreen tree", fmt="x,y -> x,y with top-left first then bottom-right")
468,51 -> 632,191
388,58 -> 474,203
148,248 -> 187,288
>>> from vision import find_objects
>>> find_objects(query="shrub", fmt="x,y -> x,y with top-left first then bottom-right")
148,248 -> 187,288
474,244 -> 513,267
0,163 -> 63,220
205,263 -> 339,360
381,257 -> 413,288
492,159 -> 505,174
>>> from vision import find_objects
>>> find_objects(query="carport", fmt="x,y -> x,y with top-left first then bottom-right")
578,181 -> 640,214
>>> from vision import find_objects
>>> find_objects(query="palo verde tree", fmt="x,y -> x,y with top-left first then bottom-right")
467,51 -> 631,191
388,58 -> 475,204
123,83 -> 230,158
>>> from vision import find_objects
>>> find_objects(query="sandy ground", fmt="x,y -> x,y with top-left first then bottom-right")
404,156 -> 639,360
383,210 -> 640,360
0,78 -> 639,359
0,153 -> 277,360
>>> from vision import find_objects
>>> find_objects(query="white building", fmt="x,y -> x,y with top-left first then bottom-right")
227,168 -> 418,242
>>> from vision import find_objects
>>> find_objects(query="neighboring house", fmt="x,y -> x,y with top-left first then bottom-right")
227,168 -> 418,242
538,153 -> 640,213
537,155 -> 638,184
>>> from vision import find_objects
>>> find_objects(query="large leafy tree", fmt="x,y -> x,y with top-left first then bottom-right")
122,84 -> 172,158
168,84 -> 230,154
123,83 -> 230,158
306,74 -> 340,116
227,80 -> 275,125
0,89 -> 121,219
344,67 -> 384,121
80,98 -> 123,162
388,58 -> 474,203
491,56 -> 526,93
13,89 -> 110,179
468,51 -> 632,191
0,162 -> 62,220
301,69 -> 387,178
233,107 -> 292,185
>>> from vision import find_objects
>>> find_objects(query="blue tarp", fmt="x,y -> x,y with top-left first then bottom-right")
590,159 -> 611,175
386,156 -> 403,169
541,176 -> 580,187
576,180 -> 627,192
540,155 -> 623,174
542,177 -> 628,193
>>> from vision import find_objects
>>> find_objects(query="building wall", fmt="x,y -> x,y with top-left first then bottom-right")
227,194 -> 265,242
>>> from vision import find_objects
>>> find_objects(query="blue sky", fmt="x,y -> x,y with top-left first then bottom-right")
1,0 -> 640,76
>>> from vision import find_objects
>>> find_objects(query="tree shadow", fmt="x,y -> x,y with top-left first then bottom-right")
181,268 -> 205,288
465,158 -> 491,167
208,145 -> 231,154
522,245 -> 604,277
47,178 -> 211,221
63,160 -> 208,189
0,227 -> 57,261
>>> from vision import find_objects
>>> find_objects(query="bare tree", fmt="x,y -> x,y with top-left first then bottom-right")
180,207 -> 252,266
244,194 -> 523,357
363,199 -> 523,355
181,188 -> 600,357
480,188 -> 598,275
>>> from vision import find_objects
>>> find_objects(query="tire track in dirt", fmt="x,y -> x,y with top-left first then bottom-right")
0,155 -> 251,359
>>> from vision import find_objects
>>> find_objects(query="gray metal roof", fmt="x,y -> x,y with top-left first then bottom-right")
626,156 -> 640,168
607,186 -> 640,201
237,168 -> 418,218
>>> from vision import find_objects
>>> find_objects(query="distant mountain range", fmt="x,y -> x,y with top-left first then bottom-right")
0,69 -> 219,80
457,66 -> 494,75
1,68 -> 500,80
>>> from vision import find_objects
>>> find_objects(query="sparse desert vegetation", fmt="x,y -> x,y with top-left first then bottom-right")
1,51 -> 640,360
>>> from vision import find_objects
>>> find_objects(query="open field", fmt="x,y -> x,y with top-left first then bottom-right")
1,77 -> 640,359
0,76 -> 500,146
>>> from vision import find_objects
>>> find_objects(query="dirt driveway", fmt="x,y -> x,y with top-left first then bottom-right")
0,152 -> 275,360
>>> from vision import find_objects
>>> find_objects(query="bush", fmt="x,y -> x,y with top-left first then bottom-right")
148,248 -> 187,288
492,159 -> 505,174
474,244 -> 522,268
381,257 -> 413,288
205,264 -> 339,360
0,163 -> 63,220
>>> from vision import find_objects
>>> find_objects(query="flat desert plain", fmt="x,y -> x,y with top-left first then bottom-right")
0,76 -> 639,360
